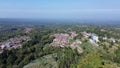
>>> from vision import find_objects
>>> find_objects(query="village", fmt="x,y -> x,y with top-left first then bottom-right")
0,36 -> 31,53
0,29 -> 119,54
50,31 -> 120,53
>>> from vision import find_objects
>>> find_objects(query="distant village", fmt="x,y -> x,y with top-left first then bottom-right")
0,27 -> 33,54
0,36 -> 31,53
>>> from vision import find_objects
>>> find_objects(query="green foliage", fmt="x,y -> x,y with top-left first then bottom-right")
114,47 -> 120,63
77,52 -> 102,68
0,24 -> 120,68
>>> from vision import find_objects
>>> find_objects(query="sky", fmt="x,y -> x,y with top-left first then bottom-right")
0,0 -> 120,21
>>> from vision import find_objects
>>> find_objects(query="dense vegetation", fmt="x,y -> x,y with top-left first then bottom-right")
0,23 -> 120,68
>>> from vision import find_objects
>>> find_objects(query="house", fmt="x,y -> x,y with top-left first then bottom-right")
108,38 -> 116,43
1,45 -> 5,49
82,32 -> 91,38
70,32 -> 78,39
103,37 -> 108,40
90,34 -> 99,43
6,42 -> 13,48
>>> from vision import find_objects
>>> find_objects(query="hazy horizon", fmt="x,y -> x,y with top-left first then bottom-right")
0,18 -> 120,25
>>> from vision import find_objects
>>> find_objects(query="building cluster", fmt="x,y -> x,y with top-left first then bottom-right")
89,34 -> 99,46
82,31 -> 120,46
82,32 -> 99,46
50,32 -> 78,47
103,37 -> 116,43
0,36 -> 30,53
50,32 -> 83,54
90,34 -> 99,43
51,33 -> 70,47
70,39 -> 83,54
70,32 -> 78,39
24,27 -> 33,33
82,32 -> 99,42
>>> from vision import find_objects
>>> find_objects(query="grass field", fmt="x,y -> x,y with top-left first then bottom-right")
23,54 -> 58,68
